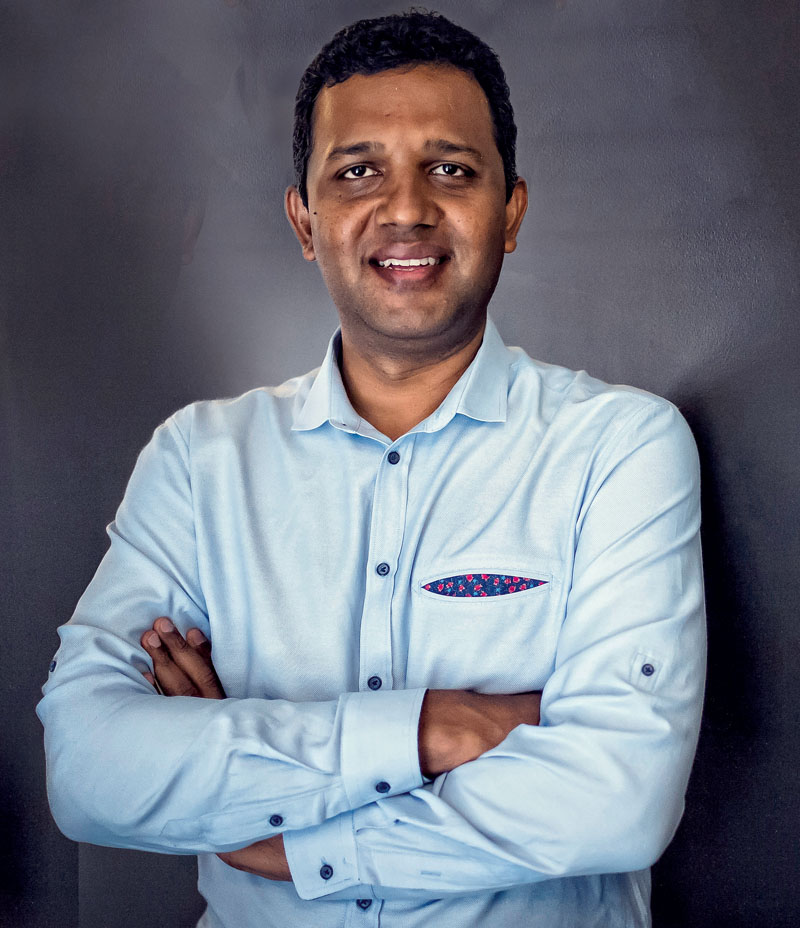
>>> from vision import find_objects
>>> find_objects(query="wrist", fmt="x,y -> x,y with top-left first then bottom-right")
418,690 -> 484,778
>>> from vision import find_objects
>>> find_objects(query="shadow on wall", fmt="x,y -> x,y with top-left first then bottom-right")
2,5 -> 219,925
653,324 -> 800,924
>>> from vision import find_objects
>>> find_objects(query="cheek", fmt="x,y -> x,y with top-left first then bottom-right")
313,214 -> 361,260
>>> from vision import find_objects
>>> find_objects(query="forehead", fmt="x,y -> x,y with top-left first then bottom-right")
309,64 -> 498,163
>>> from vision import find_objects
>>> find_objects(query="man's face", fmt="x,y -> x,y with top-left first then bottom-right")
286,64 -> 527,354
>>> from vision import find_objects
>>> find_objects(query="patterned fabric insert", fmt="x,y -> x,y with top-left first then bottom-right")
423,574 -> 547,597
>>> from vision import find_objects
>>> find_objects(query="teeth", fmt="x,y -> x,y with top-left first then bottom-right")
377,256 -> 439,267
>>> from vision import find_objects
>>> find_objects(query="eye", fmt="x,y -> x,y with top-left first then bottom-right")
430,163 -> 473,177
341,164 -> 379,179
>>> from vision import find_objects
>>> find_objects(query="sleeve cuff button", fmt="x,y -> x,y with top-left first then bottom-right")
319,864 -> 334,880
641,663 -> 655,676
375,781 -> 391,793
269,814 -> 283,827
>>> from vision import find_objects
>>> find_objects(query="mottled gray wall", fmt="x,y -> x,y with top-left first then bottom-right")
2,1 -> 798,925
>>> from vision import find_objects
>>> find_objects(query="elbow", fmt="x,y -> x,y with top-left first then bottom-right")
45,750 -> 162,848
47,778 -> 96,844
548,786 -> 683,876
44,743 -> 124,846
41,715 -> 154,848
598,807 -> 678,873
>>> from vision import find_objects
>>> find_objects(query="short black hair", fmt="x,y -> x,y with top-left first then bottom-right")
292,8 -> 518,205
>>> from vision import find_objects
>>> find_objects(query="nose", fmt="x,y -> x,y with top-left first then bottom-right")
375,170 -> 440,230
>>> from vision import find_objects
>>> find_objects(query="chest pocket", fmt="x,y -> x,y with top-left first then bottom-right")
408,558 -> 562,693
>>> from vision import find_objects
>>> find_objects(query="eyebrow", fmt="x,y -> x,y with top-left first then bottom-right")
325,138 -> 485,163
326,141 -> 382,161
424,138 -> 485,162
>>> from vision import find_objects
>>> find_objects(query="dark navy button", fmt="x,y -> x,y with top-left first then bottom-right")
375,781 -> 391,794
376,562 -> 390,576
357,899 -> 373,910
387,451 -> 400,465
320,864 -> 334,880
269,814 -> 283,827
367,675 -> 382,691
641,663 -> 655,677
49,660 -> 57,672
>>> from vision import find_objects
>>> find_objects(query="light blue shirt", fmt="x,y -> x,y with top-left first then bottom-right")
38,318 -> 705,928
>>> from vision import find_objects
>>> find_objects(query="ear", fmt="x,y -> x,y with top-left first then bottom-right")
503,178 -> 528,255
285,185 -> 316,261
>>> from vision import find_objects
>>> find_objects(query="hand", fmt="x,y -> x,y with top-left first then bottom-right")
418,689 -> 542,779
217,834 -> 291,881
140,618 -> 291,881
140,617 -> 226,698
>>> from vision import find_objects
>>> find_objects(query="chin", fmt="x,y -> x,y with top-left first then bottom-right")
354,302 -> 484,352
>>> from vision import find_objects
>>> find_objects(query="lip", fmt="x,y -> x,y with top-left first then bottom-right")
368,243 -> 450,265
367,243 -> 450,287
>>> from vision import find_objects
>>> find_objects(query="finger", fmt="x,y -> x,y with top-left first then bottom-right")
153,618 -> 226,699
141,670 -> 164,696
141,628 -> 200,697
187,627 -> 213,660
186,627 -> 226,698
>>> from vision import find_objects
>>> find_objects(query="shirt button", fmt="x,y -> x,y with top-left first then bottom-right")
367,675 -> 382,690
269,814 -> 283,827
376,562 -> 390,576
49,660 -> 57,672
641,663 -> 655,677
375,781 -> 391,794
357,899 -> 373,910
387,451 -> 400,465
319,864 -> 334,880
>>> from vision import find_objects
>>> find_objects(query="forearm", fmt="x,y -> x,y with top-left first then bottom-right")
39,625 -> 425,853
286,665 -> 703,901
418,688 -> 541,778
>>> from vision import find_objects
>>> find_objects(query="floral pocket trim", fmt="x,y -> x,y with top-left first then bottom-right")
422,574 -> 547,597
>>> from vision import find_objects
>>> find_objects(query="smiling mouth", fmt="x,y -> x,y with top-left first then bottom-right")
368,256 -> 449,283
373,256 -> 445,269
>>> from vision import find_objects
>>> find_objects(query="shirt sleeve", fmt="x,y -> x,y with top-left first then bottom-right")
36,413 -> 425,854
284,399 -> 706,899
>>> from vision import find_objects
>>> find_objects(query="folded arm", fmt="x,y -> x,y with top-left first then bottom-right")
36,416 -> 426,853
38,413 -> 541,858
280,401 -> 707,900
137,618 -> 542,880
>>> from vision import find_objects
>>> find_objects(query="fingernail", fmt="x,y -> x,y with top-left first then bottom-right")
187,628 -> 207,645
156,617 -> 174,633
146,632 -> 161,648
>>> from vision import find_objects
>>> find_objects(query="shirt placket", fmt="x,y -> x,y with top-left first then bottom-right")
358,435 -> 415,694
344,896 -> 382,927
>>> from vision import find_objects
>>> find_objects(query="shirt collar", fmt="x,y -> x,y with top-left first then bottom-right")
291,315 -> 510,435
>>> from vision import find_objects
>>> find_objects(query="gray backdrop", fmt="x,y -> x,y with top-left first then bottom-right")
2,1 -> 798,925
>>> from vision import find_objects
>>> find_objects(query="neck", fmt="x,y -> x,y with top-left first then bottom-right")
339,322 -> 486,441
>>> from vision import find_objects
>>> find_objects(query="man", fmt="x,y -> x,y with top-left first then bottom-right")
38,10 -> 705,927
